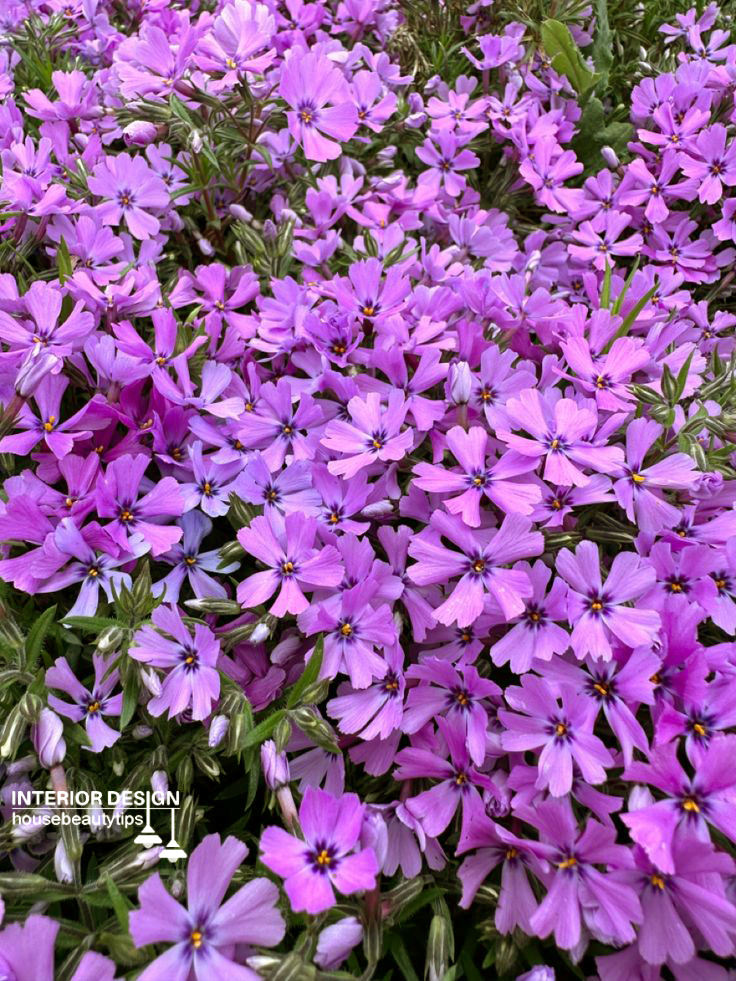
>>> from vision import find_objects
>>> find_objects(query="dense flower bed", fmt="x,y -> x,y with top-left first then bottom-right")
0,0 -> 735,978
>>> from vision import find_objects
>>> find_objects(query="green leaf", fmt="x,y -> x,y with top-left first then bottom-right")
240,708 -> 286,750
286,635 -> 324,709
590,0 -> 613,84
104,876 -> 132,933
600,262 -> 612,309
56,237 -> 73,284
541,19 -> 599,96
119,670 -> 139,731
572,96 -> 633,171
61,615 -> 119,632
387,935 -> 421,981
604,285 -> 658,352
24,604 -> 56,670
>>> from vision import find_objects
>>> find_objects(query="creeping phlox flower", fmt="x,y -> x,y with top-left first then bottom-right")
259,786 -> 379,913
129,833 -> 285,980
0,1 -> 736,978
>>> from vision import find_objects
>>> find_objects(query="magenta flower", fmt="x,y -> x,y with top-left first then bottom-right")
489,561 -> 569,673
0,374 -> 94,459
499,675 -> 614,797
680,123 -> 736,204
96,453 -> 184,557
0,915 -> 119,981
130,605 -> 221,721
236,511 -> 343,616
130,833 -> 284,980
413,424 -> 541,526
416,132 -> 480,197
87,153 -> 169,240
526,799 -> 642,950
259,786 -> 378,914
519,138 -> 584,213
322,391 -> 414,478
299,578 -> 397,689
407,512 -> 543,626
612,418 -> 699,532
46,653 -> 121,753
568,210 -> 644,270
498,388 -> 625,487
396,716 -> 498,839
279,51 -> 358,162
556,541 -> 660,660
402,657 -> 500,765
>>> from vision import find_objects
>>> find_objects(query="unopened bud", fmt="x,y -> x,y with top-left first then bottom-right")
18,693 -> 43,724
185,598 -> 242,616
261,739 -> 290,789
449,361 -> 473,405
31,708 -> 66,768
289,706 -> 340,755
208,715 -> 229,748
600,145 -> 620,169
122,120 -> 160,147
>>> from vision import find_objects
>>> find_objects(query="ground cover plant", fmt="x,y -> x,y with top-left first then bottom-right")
0,0 -> 735,978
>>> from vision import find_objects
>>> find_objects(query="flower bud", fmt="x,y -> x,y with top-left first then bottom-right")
449,360 -> 473,405
600,145 -> 620,169
31,709 -> 66,768
315,916 -> 363,970
229,205 -> 253,222
151,770 -> 169,797
260,739 -> 289,789
18,693 -> 43,724
122,120 -> 160,147
14,351 -> 60,398
97,626 -> 125,652
360,807 -> 388,870
208,715 -> 229,748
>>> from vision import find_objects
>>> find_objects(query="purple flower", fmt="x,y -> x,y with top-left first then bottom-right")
130,605 -> 220,721
489,561 -> 569,673
396,716 -> 498,839
279,51 -> 358,162
259,786 -> 378,914
612,418 -> 699,532
152,510 -> 239,603
237,511 -> 343,617
129,833 -> 284,979
408,512 -> 543,626
299,577 -> 396,689
46,654 -> 121,753
525,798 -> 642,950
680,123 -> 736,204
498,388 -> 625,487
87,153 -> 169,240
416,133 -> 480,197
0,915 -> 120,981
322,391 -> 414,478
413,425 -> 541,526
622,737 -> 736,874
96,453 -> 184,557
499,675 -> 614,797
556,541 -> 661,659
402,657 -> 500,765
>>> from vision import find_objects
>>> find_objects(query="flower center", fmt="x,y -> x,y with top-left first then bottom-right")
43,415 -> 56,432
558,855 -> 577,869
340,622 -> 353,637
191,929 -> 203,948
87,700 -> 101,714
650,874 -> 666,890
682,796 -> 700,813
555,722 -> 567,737
631,473 -> 646,484
472,559 -> 485,574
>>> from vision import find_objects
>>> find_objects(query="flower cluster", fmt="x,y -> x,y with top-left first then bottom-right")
0,0 -> 735,979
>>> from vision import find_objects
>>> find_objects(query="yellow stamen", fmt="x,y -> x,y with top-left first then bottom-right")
316,849 -> 331,865
191,929 -> 203,948
651,874 -> 665,890
631,473 -> 646,484
555,722 -> 567,737
682,797 -> 699,813
340,623 -> 353,637
558,855 -> 577,869
43,415 -> 56,432
87,700 -> 100,714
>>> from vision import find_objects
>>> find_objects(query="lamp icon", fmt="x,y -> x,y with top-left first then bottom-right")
134,793 -> 163,848
160,807 -> 187,862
